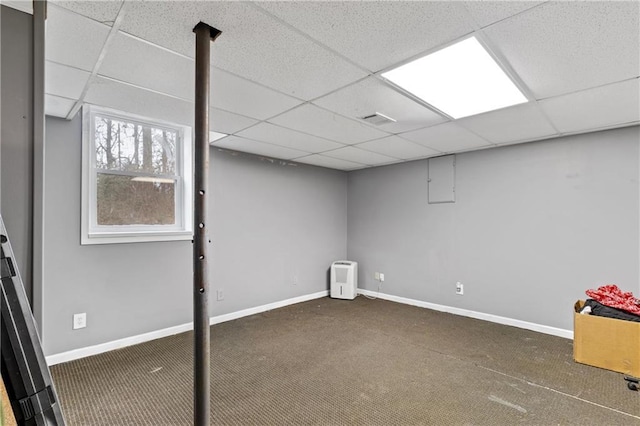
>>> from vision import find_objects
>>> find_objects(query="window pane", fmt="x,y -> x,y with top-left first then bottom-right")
97,174 -> 176,226
94,116 -> 177,175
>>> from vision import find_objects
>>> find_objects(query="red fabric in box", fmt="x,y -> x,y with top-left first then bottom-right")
586,284 -> 640,316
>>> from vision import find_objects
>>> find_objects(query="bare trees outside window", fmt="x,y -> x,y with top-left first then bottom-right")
94,116 -> 177,226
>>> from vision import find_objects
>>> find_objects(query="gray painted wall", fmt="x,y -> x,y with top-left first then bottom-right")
1,5 -> 34,302
43,114 -> 191,355
43,114 -> 347,355
348,127 -> 640,331
209,148 -> 347,315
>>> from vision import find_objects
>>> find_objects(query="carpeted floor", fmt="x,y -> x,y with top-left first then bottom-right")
50,297 -> 639,425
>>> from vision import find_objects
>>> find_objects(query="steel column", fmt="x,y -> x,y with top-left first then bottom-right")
192,22 -> 221,426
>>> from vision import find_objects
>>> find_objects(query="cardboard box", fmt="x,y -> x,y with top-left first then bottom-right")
573,300 -> 640,377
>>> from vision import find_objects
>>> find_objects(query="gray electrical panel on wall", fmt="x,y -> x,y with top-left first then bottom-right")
428,155 -> 455,203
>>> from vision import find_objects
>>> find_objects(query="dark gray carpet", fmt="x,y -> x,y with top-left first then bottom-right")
51,297 -> 639,425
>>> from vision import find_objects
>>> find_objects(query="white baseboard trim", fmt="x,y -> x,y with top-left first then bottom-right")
357,288 -> 573,340
46,290 -> 329,366
209,290 -> 329,326
45,322 -> 193,366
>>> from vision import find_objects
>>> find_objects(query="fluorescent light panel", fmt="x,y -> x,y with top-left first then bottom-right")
382,37 -> 527,119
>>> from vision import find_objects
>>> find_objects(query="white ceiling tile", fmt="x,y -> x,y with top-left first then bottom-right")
270,104 -> 389,144
401,122 -> 492,153
45,61 -> 90,99
237,123 -> 344,154
120,1 -> 366,100
213,136 -> 310,160
99,32 -> 194,101
51,0 -> 123,25
211,68 -> 302,120
494,133 -> 558,148
294,154 -> 364,171
118,1 -> 229,57
257,1 -> 475,72
213,38 -> 366,102
0,0 -> 32,14
210,7 -> 367,101
98,34 -> 302,120
463,1 -> 545,29
457,103 -> 558,144
85,76 -> 193,126
209,108 -> 259,136
45,94 -> 76,118
46,4 -> 110,72
356,136 -> 441,160
209,131 -> 227,144
484,1 -> 640,98
322,146 -> 398,166
86,76 -> 257,133
539,78 -> 640,134
314,77 -> 447,133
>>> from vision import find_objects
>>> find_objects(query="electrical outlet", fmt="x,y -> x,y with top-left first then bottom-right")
292,274 -> 299,286
217,289 -> 224,301
379,273 -> 385,282
374,272 -> 380,280
456,282 -> 464,295
73,313 -> 87,330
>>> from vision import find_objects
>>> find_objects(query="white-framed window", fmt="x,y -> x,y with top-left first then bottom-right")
81,105 -> 193,244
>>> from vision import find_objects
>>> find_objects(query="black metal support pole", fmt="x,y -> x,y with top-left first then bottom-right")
192,22 -> 221,426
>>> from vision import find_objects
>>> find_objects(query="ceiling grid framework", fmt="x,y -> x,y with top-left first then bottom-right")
39,0 -> 640,171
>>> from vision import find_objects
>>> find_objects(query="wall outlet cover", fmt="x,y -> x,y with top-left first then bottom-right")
73,313 -> 87,330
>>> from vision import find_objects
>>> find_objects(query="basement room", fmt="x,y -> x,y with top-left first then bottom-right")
1,0 -> 639,425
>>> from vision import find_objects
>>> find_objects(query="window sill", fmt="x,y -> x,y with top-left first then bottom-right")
81,231 -> 193,245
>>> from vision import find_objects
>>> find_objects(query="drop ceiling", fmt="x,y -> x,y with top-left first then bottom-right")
35,0 -> 640,170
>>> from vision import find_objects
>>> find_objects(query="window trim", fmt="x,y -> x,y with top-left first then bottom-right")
81,105 -> 193,245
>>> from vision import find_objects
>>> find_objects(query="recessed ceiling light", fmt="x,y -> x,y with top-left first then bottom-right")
209,131 -> 227,144
381,37 -> 527,119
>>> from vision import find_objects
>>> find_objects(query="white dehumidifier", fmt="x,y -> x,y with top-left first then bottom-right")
330,261 -> 358,300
